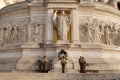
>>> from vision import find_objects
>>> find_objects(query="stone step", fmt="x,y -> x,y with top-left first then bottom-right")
0,72 -> 119,80
74,58 -> 120,64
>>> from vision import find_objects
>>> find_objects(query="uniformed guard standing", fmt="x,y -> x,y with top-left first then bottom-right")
60,56 -> 67,73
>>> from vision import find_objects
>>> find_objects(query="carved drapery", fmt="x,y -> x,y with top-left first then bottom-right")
53,10 -> 71,42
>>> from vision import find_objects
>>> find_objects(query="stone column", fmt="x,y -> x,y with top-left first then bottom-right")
45,9 -> 54,44
71,9 -> 80,44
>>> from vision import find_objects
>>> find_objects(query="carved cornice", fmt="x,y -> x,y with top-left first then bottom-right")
45,0 -> 77,3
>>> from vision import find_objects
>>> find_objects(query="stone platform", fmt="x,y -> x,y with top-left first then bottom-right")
0,72 -> 120,80
0,0 -> 120,74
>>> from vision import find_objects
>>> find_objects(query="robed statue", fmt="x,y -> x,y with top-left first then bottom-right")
53,10 -> 71,41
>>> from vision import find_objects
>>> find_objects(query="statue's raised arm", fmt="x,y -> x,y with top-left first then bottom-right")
53,10 -> 70,41
53,10 -> 58,28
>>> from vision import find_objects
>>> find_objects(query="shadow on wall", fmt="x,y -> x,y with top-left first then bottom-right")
117,2 -> 120,10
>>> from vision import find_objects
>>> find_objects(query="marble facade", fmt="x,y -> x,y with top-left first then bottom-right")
0,0 -> 120,73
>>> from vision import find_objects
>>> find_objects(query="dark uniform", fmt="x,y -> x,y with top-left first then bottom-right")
79,57 -> 87,73
60,56 -> 67,73
42,56 -> 47,72
37,59 -> 42,72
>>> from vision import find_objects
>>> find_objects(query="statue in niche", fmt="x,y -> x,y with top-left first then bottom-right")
28,22 -> 36,42
81,18 -> 93,42
53,10 -> 70,41
35,24 -> 44,43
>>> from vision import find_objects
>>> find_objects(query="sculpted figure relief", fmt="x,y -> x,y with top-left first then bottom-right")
0,19 -> 44,49
118,28 -> 120,46
79,18 -> 120,46
104,26 -> 111,45
98,21 -> 106,44
4,23 -> 19,44
81,18 -> 93,42
0,26 -> 3,46
28,22 -> 45,43
53,10 -> 70,41
95,0 -> 118,8
79,20 -> 84,42
17,20 -> 29,44
98,20 -> 120,46
28,22 -> 36,42
35,24 -> 44,43
0,19 -> 29,49
111,25 -> 118,45
4,24 -> 12,45
92,19 -> 100,42
11,24 -> 19,43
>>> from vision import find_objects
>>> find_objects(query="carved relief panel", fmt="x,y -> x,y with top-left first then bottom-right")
0,18 -> 29,49
0,19 -> 45,49
28,22 -> 45,43
79,17 -> 120,46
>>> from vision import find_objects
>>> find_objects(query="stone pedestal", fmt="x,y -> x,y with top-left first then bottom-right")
49,40 -> 76,73
16,42 -> 44,71
50,57 -> 76,73
56,40 -> 70,49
